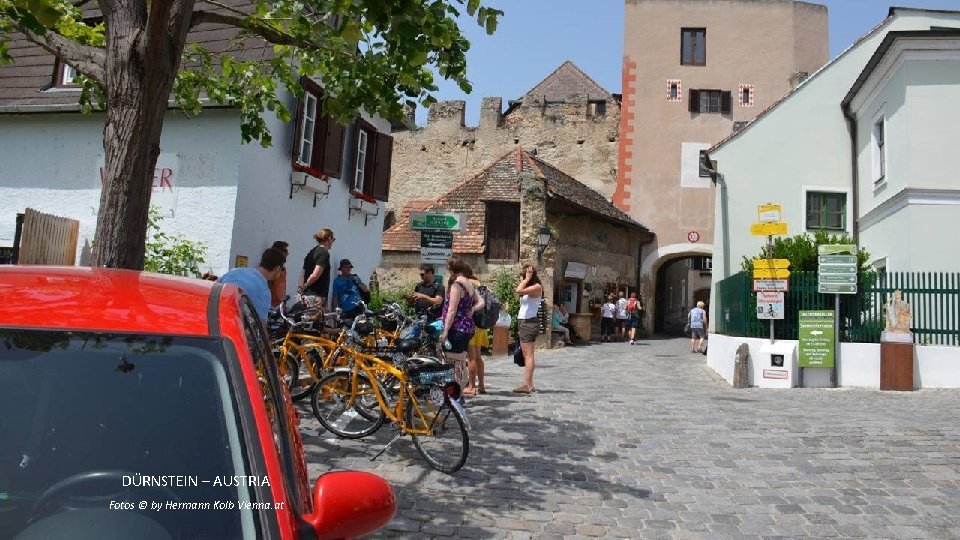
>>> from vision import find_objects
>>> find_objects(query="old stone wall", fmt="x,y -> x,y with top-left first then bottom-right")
388,95 -> 620,216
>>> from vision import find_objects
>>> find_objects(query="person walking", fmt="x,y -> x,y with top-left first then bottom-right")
514,263 -> 543,394
438,256 -> 483,390
218,248 -> 286,319
331,259 -> 369,319
615,291 -> 629,342
688,300 -> 708,353
409,263 -> 444,318
298,228 -> 334,307
626,292 -> 643,345
267,240 -> 289,307
463,268 -> 488,396
600,295 -> 616,342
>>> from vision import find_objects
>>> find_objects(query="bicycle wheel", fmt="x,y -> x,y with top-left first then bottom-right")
406,393 -> 469,473
274,342 -> 315,402
311,372 -> 384,439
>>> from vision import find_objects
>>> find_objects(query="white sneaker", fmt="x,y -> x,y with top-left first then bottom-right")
629,340 -> 634,345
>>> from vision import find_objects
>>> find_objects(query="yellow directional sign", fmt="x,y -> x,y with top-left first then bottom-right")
758,204 -> 782,223
750,222 -> 788,236
753,268 -> 791,279
753,258 -> 791,269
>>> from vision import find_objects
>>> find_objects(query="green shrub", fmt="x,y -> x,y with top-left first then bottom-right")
144,207 -> 206,277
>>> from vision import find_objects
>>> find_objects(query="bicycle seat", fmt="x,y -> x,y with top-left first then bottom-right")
394,338 -> 421,353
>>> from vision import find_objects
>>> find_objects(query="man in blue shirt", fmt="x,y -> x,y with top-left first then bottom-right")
331,258 -> 369,319
218,248 -> 286,319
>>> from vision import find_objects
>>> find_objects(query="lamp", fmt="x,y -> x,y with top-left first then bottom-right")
536,225 -> 552,258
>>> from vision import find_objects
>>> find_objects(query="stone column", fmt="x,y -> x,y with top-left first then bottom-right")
519,171 -> 555,349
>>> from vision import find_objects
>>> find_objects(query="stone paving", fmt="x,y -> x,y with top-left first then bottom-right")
298,337 -> 960,538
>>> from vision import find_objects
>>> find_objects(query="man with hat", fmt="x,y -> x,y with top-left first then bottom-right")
331,258 -> 369,319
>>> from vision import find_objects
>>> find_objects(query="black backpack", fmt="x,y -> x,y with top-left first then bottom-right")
472,286 -> 502,329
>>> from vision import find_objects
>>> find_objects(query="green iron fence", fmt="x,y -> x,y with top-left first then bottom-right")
715,271 -> 960,346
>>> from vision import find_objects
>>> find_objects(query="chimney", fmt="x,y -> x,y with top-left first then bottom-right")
427,100 -> 466,127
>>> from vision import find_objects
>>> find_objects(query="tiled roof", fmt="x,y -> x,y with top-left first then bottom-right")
0,0 -> 269,111
381,147 -> 650,253
522,60 -> 612,102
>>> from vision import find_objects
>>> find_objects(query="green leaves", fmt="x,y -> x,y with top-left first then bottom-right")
144,207 -> 207,277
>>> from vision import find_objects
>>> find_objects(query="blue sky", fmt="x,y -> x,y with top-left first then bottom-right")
419,0 -> 960,126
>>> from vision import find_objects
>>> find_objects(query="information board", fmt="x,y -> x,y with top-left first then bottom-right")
799,310 -> 835,368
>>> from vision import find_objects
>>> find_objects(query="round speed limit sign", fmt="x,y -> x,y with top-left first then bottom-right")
687,230 -> 700,243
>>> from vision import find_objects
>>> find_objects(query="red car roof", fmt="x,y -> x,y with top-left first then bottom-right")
0,266 -> 231,335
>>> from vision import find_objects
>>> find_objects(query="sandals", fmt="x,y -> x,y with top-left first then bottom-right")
512,385 -> 535,394
461,387 -> 478,396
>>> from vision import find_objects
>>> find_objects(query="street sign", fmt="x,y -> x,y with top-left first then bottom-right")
799,310 -> 835,367
752,279 -> 789,292
818,244 -> 858,295
753,258 -> 790,269
756,292 -> 784,320
420,246 -> 452,265
753,268 -> 791,279
758,204 -> 782,223
750,222 -> 788,236
410,212 -> 464,231
420,230 -> 452,249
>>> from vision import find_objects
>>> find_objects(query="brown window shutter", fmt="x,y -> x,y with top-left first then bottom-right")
310,111 -> 328,171
321,116 -> 345,178
689,89 -> 700,113
370,131 -> 393,201
720,91 -> 732,114
485,202 -> 520,261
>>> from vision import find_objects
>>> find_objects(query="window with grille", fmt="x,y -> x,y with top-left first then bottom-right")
806,192 -> 846,231
681,28 -> 706,66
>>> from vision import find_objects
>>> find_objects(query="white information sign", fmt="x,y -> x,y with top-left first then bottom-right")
756,291 -> 785,320
420,246 -> 452,265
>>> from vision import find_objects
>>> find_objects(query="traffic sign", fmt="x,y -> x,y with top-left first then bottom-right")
753,279 -> 789,292
799,310 -> 835,367
818,244 -> 856,256
756,292 -> 784,320
753,268 -> 791,279
818,255 -> 855,265
410,212 -> 464,231
420,230 -> 452,249
818,284 -> 857,294
819,274 -> 856,284
818,244 -> 858,294
750,222 -> 788,236
420,246 -> 452,265
758,204 -> 781,223
753,258 -> 790,269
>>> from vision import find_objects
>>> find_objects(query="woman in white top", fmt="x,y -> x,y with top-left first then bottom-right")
513,263 -> 543,394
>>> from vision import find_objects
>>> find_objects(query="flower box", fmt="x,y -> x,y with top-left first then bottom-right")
348,196 -> 379,215
290,171 -> 329,194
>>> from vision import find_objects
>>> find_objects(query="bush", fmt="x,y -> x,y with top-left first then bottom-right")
368,283 -> 415,316
144,207 -> 207,277
490,266 -> 520,340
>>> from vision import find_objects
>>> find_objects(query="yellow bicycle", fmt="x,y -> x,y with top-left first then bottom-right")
310,349 -> 470,473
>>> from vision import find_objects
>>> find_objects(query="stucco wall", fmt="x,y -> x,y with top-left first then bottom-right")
0,109 -> 241,272
707,333 -> 960,389
388,96 -> 620,216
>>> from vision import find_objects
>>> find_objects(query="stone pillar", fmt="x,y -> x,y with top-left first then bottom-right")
479,97 -> 502,130
426,100 -> 466,127
519,171 -> 554,349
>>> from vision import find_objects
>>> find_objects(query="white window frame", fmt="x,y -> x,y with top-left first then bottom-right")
297,93 -> 318,166
61,64 -> 78,86
353,129 -> 368,192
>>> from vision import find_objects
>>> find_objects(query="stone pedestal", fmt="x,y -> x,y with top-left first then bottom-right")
491,326 -> 510,356
880,339 -> 914,391
569,313 -> 592,342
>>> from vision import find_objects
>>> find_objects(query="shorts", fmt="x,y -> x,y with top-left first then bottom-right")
600,317 -> 614,335
691,327 -> 706,339
518,318 -> 540,343
445,329 -> 473,354
626,314 -> 640,329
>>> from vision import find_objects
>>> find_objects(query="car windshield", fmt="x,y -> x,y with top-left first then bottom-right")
0,330 -> 264,540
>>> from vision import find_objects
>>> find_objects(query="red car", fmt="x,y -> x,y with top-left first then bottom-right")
0,266 -> 395,539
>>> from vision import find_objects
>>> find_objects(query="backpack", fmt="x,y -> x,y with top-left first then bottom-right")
472,286 -> 502,329
627,297 -> 638,313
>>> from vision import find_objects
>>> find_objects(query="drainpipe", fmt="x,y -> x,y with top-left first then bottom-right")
702,156 -> 730,279
841,104 -> 860,241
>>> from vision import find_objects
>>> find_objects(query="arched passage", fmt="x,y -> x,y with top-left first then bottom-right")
653,255 -> 713,335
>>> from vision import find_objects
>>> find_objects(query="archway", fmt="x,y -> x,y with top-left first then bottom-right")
653,255 -> 712,335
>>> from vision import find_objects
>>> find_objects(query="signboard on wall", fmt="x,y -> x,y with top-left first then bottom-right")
97,153 -> 180,216
756,292 -> 784,320
564,261 -> 588,279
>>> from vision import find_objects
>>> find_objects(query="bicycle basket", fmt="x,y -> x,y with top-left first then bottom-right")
379,319 -> 399,332
408,363 -> 454,387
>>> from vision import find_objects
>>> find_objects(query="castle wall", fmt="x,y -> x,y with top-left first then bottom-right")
388,95 -> 621,215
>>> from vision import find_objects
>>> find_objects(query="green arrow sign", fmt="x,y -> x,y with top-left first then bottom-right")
818,284 -> 857,294
410,212 -> 463,231
819,255 -> 856,265
818,244 -> 857,256
799,310 -> 835,367
820,265 -> 857,274
819,274 -> 857,284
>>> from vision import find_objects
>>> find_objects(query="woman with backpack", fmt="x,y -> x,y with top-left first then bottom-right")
626,292 -> 643,345
438,256 -> 484,390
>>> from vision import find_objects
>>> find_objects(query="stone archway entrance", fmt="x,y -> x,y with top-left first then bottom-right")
654,255 -> 712,335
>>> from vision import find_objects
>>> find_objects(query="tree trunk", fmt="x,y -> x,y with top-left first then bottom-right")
92,0 -> 195,269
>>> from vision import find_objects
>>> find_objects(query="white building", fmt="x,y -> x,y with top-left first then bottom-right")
703,8 -> 960,389
0,28 -> 394,300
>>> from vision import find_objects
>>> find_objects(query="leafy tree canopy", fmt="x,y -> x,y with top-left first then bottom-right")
740,230 -> 871,273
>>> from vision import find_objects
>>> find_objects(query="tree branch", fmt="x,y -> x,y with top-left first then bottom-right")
189,9 -> 346,57
10,21 -> 106,85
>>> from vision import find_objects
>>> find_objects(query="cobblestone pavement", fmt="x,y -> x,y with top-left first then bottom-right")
297,337 -> 960,539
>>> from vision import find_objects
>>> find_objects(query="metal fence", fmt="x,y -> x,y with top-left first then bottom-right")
715,271 -> 960,346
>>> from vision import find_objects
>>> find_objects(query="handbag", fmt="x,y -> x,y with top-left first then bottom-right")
683,322 -> 691,334
513,343 -> 525,367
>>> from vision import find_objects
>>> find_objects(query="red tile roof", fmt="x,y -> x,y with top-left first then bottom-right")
381,147 -> 651,254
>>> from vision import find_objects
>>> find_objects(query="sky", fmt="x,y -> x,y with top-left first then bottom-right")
418,0 -> 960,126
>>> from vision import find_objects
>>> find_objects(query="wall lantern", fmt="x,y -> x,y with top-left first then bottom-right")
537,225 -> 552,258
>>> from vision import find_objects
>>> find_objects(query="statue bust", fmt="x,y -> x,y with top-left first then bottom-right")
884,290 -> 912,334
